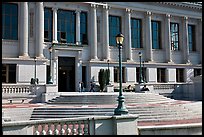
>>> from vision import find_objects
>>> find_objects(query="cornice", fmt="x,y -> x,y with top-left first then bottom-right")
158,2 -> 202,10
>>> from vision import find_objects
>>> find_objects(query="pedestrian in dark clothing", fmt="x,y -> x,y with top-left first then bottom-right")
141,85 -> 149,91
81,82 -> 84,92
89,82 -> 95,92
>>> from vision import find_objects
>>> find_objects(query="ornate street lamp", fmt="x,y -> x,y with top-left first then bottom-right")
138,52 -> 144,84
48,43 -> 54,84
142,61 -> 146,83
30,57 -> 38,84
114,33 -> 128,115
107,59 -> 110,85
107,59 -> 110,71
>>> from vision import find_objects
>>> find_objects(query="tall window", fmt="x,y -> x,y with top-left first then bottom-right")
80,12 -> 88,45
176,68 -> 184,82
152,21 -> 161,49
109,15 -> 121,46
194,68 -> 202,77
170,23 -> 179,50
114,67 -> 125,83
188,25 -> 196,51
44,8 -> 53,42
157,68 -> 166,83
2,3 -> 18,40
131,18 -> 142,48
57,10 -> 76,44
2,64 -> 16,83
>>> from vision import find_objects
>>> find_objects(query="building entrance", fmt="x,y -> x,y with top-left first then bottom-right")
58,57 -> 75,92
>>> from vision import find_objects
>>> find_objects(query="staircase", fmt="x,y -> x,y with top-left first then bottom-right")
30,93 -> 202,125
46,92 -> 173,105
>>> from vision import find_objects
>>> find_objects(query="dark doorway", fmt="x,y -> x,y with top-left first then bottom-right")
58,57 -> 75,92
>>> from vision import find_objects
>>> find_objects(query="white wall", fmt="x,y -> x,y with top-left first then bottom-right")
146,68 -> 157,83
166,68 -> 176,83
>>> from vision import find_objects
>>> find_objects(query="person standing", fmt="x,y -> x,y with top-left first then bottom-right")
81,81 -> 84,92
89,82 -> 95,92
78,82 -> 82,92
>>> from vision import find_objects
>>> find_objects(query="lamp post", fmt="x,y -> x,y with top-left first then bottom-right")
31,57 -> 38,85
107,59 -> 110,85
107,59 -> 110,71
34,57 -> 37,84
138,52 -> 144,84
48,44 -> 53,84
114,33 -> 128,115
142,61 -> 145,83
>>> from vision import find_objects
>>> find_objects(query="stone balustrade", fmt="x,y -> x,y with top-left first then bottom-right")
2,115 -> 139,135
2,84 -> 32,94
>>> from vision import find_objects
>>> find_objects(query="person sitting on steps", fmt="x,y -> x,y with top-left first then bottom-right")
140,85 -> 149,91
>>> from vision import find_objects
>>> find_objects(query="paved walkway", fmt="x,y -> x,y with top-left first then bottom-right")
2,99 -> 202,127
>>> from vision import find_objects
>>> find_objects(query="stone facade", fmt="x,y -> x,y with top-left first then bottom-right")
2,2 -> 202,92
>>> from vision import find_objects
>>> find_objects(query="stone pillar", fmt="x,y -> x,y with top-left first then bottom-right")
76,10 -> 81,45
52,7 -> 58,43
36,2 -> 44,58
165,14 -> 172,63
182,16 -> 190,64
102,5 -> 110,60
19,2 -> 29,58
90,4 -> 98,60
145,11 -> 152,62
125,8 -> 133,61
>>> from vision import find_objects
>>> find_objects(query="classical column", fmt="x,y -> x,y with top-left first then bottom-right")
90,4 -> 98,60
36,2 -> 44,58
52,7 -> 58,43
182,16 -> 190,64
102,5 -> 110,60
165,14 -> 172,63
75,10 -> 81,45
145,11 -> 152,62
19,2 -> 29,58
125,8 -> 132,61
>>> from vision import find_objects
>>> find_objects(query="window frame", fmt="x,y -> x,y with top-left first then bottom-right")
131,18 -> 142,48
170,22 -> 180,51
44,7 -> 53,42
176,68 -> 184,82
157,68 -> 166,83
57,9 -> 76,44
109,15 -> 122,47
151,21 -> 161,49
188,24 -> 196,52
80,11 -> 88,45
2,3 -> 18,40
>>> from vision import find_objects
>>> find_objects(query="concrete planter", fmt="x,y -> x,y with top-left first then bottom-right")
105,85 -> 114,92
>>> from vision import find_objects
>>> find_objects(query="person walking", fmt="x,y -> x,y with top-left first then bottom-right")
89,82 -> 95,92
81,81 -> 84,92
78,82 -> 82,92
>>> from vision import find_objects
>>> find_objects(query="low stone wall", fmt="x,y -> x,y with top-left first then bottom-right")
138,123 -> 202,135
2,114 -> 139,135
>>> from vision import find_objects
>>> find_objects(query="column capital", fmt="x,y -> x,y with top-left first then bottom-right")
91,3 -> 98,8
146,11 -> 152,16
126,8 -> 132,14
52,7 -> 58,11
103,5 -> 111,10
183,16 -> 188,20
75,10 -> 81,14
166,14 -> 171,18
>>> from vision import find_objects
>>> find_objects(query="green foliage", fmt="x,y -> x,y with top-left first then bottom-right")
98,69 -> 111,92
98,69 -> 105,92
105,69 -> 110,85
